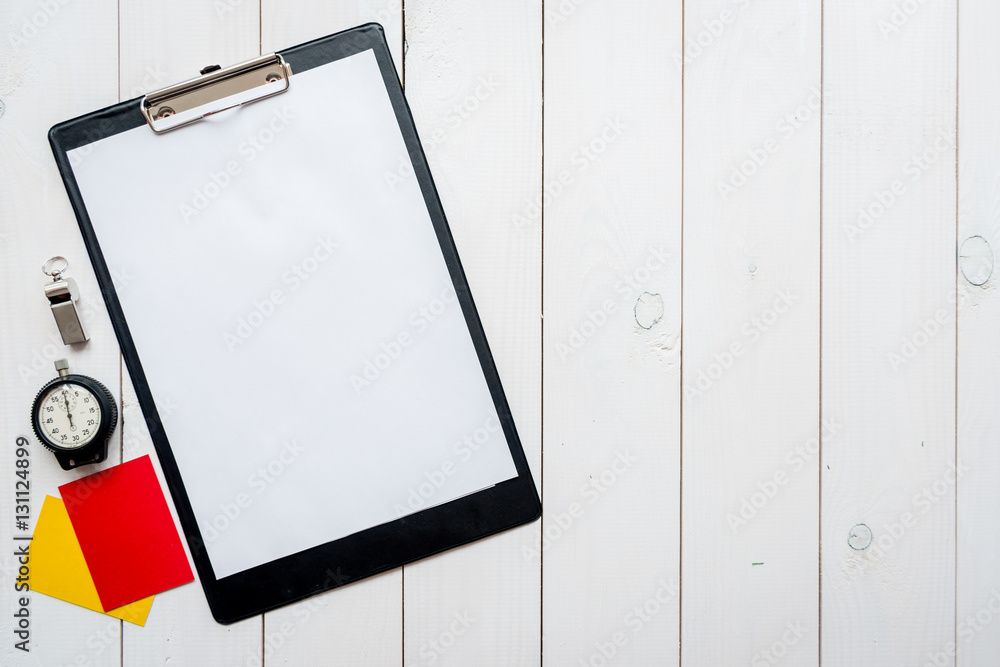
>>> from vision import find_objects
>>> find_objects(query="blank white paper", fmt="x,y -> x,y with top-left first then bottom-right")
68,48 -> 518,579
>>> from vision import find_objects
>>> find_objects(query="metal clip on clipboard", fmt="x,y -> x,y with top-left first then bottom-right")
140,53 -> 292,133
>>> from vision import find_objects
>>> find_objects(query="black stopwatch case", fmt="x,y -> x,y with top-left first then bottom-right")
31,373 -> 117,470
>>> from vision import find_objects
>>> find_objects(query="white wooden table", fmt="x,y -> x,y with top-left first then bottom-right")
0,1 -> 994,664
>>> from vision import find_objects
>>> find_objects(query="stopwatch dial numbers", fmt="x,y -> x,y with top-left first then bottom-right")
38,383 -> 102,449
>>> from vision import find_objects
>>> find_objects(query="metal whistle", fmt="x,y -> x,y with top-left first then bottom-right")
42,256 -> 89,345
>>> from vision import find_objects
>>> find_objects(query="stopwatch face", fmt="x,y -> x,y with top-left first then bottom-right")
36,382 -> 102,449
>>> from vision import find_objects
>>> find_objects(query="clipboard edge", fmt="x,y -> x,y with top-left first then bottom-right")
47,21 -> 542,627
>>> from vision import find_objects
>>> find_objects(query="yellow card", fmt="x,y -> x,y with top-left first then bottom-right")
31,495 -> 153,625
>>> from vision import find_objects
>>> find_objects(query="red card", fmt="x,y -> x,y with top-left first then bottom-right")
59,455 -> 194,611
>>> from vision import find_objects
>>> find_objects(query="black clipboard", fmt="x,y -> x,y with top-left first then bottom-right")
48,23 -> 540,624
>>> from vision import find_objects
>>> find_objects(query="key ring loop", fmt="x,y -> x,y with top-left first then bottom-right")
42,256 -> 69,281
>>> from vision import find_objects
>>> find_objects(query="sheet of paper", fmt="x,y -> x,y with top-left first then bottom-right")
59,456 -> 194,610
31,495 -> 153,625
67,48 -> 519,579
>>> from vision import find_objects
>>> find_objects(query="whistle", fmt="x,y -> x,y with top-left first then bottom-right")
42,256 -> 89,345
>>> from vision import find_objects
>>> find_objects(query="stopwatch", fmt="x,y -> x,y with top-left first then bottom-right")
31,359 -> 117,470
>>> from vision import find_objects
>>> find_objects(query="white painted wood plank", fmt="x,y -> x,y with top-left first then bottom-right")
542,1 -> 681,664
115,4 -> 264,665
957,1 -> 1000,664
402,2 -> 541,665
822,1 -> 957,663
259,4 -> 404,665
0,1 -> 122,665
681,1 -> 821,663
5,2 -> 987,665
120,0 -> 261,101
261,0 -> 402,79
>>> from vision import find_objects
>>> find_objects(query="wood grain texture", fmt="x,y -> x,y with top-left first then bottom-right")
261,0 -> 402,79
682,1 -> 821,663
120,0 -> 261,101
822,0 -> 957,663
4,2 -> 996,665
543,0 -> 682,664
957,0 -> 1000,663
402,1 -> 542,665
0,1 -> 123,665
